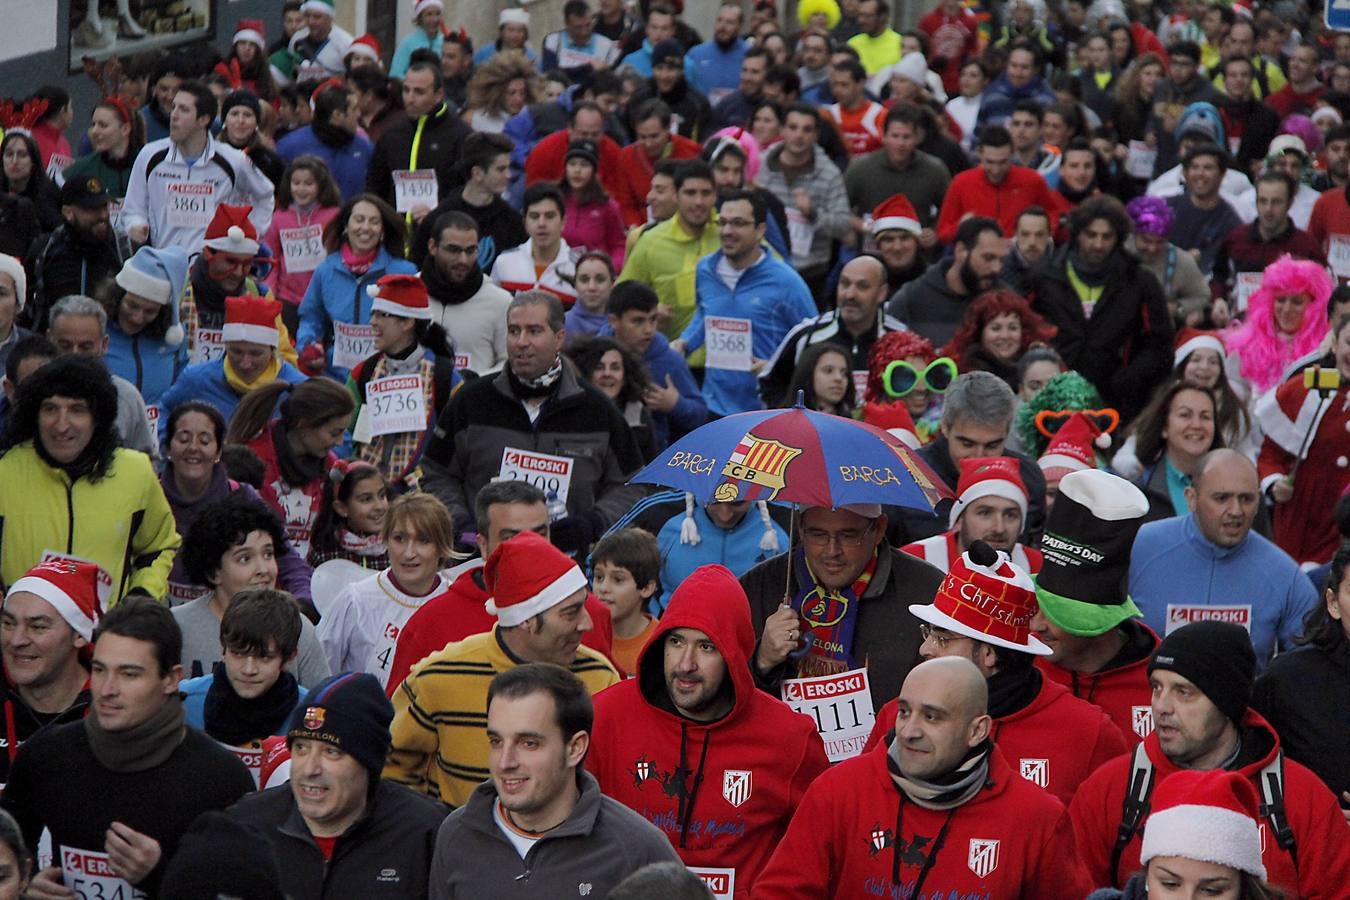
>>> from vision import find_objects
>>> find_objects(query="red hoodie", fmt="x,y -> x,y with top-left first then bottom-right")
1069,710 -> 1350,898
751,742 -> 1092,899
385,560 -> 614,696
864,671 -> 1126,806
1035,621 -> 1160,749
587,565 -> 829,900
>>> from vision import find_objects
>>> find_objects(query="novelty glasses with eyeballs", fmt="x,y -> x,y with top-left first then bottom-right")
881,357 -> 959,398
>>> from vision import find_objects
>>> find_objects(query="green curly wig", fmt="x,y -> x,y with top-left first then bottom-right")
1016,372 -> 1104,458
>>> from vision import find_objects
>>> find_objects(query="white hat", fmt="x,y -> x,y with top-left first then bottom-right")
1140,770 -> 1268,881
0,254 -> 26,313
414,0 -> 445,17
890,52 -> 930,87
499,8 -> 530,27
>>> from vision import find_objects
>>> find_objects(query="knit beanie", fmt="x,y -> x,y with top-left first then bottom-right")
115,245 -> 189,347
287,672 -> 394,778
1139,770 -> 1267,880
159,812 -> 286,900
1147,620 -> 1256,726
0,254 -> 25,313
890,53 -> 930,87
220,90 -> 262,123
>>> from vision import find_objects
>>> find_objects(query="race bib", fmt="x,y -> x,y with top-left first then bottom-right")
785,207 -> 815,261
61,847 -> 147,900
852,370 -> 869,405
189,327 -> 225,364
279,224 -> 325,273
1331,235 -> 1350,279
165,181 -> 215,230
688,867 -> 735,899
46,153 -> 74,185
229,742 -> 265,787
144,404 -> 159,438
39,550 -> 113,606
781,668 -> 875,763
1124,140 -> 1157,180
1165,603 -> 1252,634
705,317 -> 752,372
1233,271 -> 1263,313
365,374 -> 426,437
332,321 -> 377,371
557,47 -> 601,69
453,353 -> 471,370
499,448 -> 573,507
392,169 -> 438,213
167,579 -> 208,606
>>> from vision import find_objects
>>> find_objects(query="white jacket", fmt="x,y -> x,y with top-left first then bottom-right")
316,569 -> 448,690
489,237 -> 578,306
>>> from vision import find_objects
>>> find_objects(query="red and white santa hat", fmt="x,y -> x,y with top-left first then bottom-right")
484,532 -> 589,628
232,18 -> 266,50
1038,411 -> 1107,478
367,274 -> 432,320
223,294 -> 282,347
1173,327 -> 1226,370
346,34 -> 382,63
1140,769 -> 1267,880
203,205 -> 260,256
947,457 -> 1027,529
414,0 -> 445,17
7,558 -> 107,641
910,540 -> 1049,654
870,195 -> 921,237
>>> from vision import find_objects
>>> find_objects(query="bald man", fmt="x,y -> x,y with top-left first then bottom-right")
753,657 -> 1092,898
758,254 -> 906,408
1128,449 -> 1317,670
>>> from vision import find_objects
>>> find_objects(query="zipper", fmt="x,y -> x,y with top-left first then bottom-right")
64,482 -> 74,553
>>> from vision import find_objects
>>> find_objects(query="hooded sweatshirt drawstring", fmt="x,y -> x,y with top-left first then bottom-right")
676,721 -> 713,848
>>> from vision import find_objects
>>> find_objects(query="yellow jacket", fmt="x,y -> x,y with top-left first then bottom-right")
618,212 -> 721,344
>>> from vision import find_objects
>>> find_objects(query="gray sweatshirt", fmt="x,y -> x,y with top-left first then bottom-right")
172,595 -> 331,688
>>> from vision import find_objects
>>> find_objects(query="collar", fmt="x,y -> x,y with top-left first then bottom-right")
1181,509 -> 1249,559
167,132 -> 218,165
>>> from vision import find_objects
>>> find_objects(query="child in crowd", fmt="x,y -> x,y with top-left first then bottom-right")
591,527 -> 662,675
307,460 -> 390,569
261,156 -> 343,334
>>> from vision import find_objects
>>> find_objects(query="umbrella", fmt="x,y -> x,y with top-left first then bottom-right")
631,397 -> 951,513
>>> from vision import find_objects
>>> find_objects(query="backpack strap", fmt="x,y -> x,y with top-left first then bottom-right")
1257,751 -> 1297,858
1112,742 -> 1157,880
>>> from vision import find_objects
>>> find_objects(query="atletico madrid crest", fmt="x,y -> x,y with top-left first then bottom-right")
1018,758 -> 1049,788
968,838 -> 1000,877
1132,705 -> 1155,738
722,769 -> 752,807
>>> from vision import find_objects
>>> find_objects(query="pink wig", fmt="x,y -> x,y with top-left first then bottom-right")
1226,255 -> 1333,394
709,127 -> 762,183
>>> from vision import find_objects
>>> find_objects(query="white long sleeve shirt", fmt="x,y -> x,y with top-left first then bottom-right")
317,569 -> 448,688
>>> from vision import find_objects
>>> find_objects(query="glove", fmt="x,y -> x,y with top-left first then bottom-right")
298,342 -> 326,376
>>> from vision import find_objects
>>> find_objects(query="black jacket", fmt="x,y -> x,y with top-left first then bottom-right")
1223,97 -> 1280,177
366,103 -> 471,208
225,779 -> 448,900
1028,248 -> 1174,423
628,80 -> 711,141
0,677 -> 89,786
885,259 -> 984,348
1253,641 -> 1350,802
24,223 -> 125,331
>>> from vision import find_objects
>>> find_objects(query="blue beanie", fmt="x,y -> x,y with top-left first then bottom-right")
115,245 -> 189,348
287,672 -> 393,778
1175,101 -> 1226,149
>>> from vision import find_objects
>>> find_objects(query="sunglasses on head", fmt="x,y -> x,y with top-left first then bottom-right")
882,357 -> 958,398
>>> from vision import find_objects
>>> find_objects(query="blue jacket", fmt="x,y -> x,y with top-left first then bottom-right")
391,30 -> 443,77
105,321 -> 184,406
296,248 -> 417,380
681,249 -> 818,416
643,332 -> 708,447
275,126 -> 375,202
1128,513 -> 1319,671
179,672 -> 305,734
978,75 -> 1058,129
156,358 -> 308,442
685,38 -> 747,98
655,501 -> 787,613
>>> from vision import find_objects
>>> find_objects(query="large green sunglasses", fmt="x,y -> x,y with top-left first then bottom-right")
882,357 -> 959,398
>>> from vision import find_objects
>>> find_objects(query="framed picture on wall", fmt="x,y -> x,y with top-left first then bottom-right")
69,0 -> 214,72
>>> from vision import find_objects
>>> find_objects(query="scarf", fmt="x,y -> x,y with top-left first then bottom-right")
790,546 -> 878,677
224,353 -> 281,395
507,355 -> 564,399
986,665 -> 1042,719
84,693 -> 187,773
1067,249 -> 1112,285
272,419 -> 327,488
190,257 -> 231,318
312,115 -> 353,149
421,259 -> 484,305
341,244 -> 379,276
887,736 -> 993,810
202,662 -> 300,746
338,528 -> 387,557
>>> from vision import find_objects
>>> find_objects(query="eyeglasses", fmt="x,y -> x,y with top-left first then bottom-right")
718,218 -> 757,229
801,520 -> 875,548
882,357 -> 958,398
919,623 -> 955,649
439,242 -> 479,257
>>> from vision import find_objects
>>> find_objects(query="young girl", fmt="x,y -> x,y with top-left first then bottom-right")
215,19 -> 279,103
560,141 -> 626,268
261,155 -> 343,335
307,460 -> 391,569
564,251 -> 616,341
347,274 -> 463,490
784,343 -> 855,416
225,377 -> 355,560
317,493 -> 455,689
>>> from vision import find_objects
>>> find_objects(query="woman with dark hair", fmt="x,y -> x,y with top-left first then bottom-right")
104,245 -> 191,407
218,90 -> 286,192
782,342 -> 855,416
749,98 -> 786,152
225,377 -> 356,560
348,66 -> 405,145
159,400 -> 314,608
559,142 -> 626,268
0,132 -> 61,233
1123,379 -> 1222,520
1112,53 -> 1165,192
943,289 -> 1057,388
307,460 -> 390,569
216,20 -> 278,102
564,251 -> 617,340
565,335 -> 656,461
28,85 -> 74,174
297,193 -> 415,380
1042,100 -> 1088,149
64,97 -> 145,200
0,809 -> 29,899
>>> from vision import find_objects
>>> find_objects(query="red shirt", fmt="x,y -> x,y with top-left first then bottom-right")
612,134 -> 702,227
935,165 -> 1068,245
1034,623 -> 1158,749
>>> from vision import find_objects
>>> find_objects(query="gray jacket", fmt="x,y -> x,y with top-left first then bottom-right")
754,143 -> 851,271
113,374 -> 159,464
429,770 -> 678,900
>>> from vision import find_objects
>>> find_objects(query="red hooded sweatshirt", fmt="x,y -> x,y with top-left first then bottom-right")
751,742 -> 1092,899
1069,710 -> 1350,898
385,561 -> 614,696
864,671 -> 1126,807
587,565 -> 829,900
1035,621 -> 1160,749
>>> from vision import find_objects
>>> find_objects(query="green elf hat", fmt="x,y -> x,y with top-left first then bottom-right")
1033,469 -> 1147,637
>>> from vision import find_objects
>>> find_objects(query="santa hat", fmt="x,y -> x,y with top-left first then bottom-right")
223,295 -> 282,347
346,34 -> 382,63
7,558 -> 107,641
910,540 -> 1050,655
367,274 -> 432,320
1038,411 -> 1107,478
0,253 -> 26,313
1140,770 -> 1267,880
948,457 -> 1028,529
870,195 -> 921,237
862,400 -> 920,448
499,8 -> 530,27
299,0 -> 336,17
414,0 -> 444,17
203,205 -> 260,256
232,19 -> 266,50
116,246 -> 190,348
1173,327 -> 1226,370
484,532 -> 588,627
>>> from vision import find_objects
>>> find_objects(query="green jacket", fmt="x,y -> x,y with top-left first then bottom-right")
617,212 -> 720,342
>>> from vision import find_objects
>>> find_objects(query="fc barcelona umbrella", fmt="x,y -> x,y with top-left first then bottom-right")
630,394 -> 951,513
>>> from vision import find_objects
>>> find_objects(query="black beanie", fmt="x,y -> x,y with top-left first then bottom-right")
221,89 -> 262,123
160,811 -> 285,899
287,672 -> 393,777
1148,621 -> 1256,725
